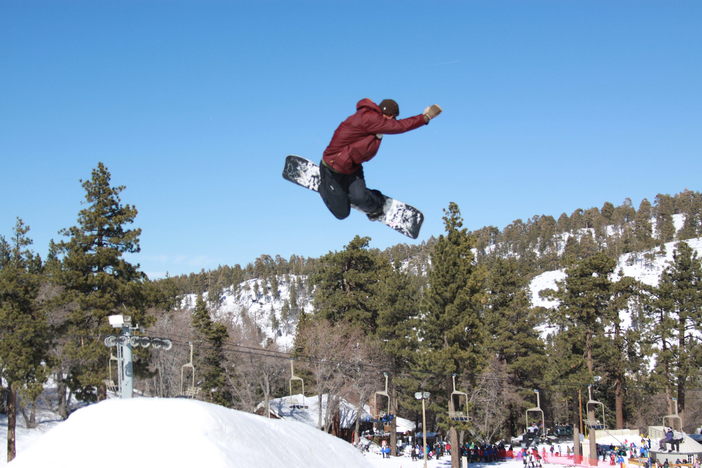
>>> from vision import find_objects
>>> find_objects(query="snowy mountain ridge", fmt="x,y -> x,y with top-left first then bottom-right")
481,214 -> 687,262
179,214 -> 700,349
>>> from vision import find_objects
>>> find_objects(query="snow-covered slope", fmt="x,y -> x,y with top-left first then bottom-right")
530,237 -> 702,310
616,237 -> 702,287
181,274 -> 314,349
8,398 -> 372,468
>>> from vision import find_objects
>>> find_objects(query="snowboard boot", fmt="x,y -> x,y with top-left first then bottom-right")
366,190 -> 386,221
366,208 -> 384,221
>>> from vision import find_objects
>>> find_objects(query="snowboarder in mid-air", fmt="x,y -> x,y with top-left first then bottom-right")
319,98 -> 442,221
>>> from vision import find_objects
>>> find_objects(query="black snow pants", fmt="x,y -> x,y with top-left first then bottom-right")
318,161 -> 384,219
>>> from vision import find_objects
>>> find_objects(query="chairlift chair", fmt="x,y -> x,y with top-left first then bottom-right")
104,351 -> 120,394
449,374 -> 469,422
180,342 -> 200,398
525,389 -> 545,435
663,397 -> 683,432
663,415 -> 683,432
373,372 -> 393,423
585,385 -> 606,431
288,360 -> 308,409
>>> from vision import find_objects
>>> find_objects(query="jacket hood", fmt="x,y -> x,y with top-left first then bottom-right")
356,98 -> 381,113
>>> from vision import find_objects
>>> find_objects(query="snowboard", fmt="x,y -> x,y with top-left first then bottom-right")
282,155 -> 424,239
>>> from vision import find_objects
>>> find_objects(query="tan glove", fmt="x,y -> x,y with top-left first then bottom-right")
423,104 -> 442,122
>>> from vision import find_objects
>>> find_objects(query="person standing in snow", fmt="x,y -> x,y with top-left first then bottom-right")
319,98 -> 442,220
380,439 -> 388,458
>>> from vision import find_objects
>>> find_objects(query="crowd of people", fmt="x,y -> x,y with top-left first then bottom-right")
462,442 -> 511,462
408,440 -> 451,461
401,440 -> 514,462
363,426 -> 702,467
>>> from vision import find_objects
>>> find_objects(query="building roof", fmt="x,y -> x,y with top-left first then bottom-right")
255,394 -> 416,432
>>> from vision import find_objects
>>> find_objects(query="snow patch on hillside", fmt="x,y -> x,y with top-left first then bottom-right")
530,269 -> 567,308
181,275 -> 313,349
530,237 -> 702,309
617,237 -> 702,287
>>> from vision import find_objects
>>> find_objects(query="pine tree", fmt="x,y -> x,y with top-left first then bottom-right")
280,301 -> 291,332
269,306 -> 280,331
634,198 -> 655,251
580,233 -> 601,260
418,202 -> 487,468
192,294 -> 232,406
557,213 -> 571,232
654,194 -> 676,243
377,261 -> 419,366
483,257 -> 546,435
270,274 -> 280,299
543,252 -> 626,427
612,198 -> 636,240
592,273 -> 638,428
311,236 -> 390,333
677,189 -> 702,240
376,261 -> 421,455
601,202 -> 615,223
570,208 -> 585,231
648,241 -> 702,415
543,327 -> 587,427
0,219 -> 49,461
584,207 -> 604,239
54,162 -> 150,402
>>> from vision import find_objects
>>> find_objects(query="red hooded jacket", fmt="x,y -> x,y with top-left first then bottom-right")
322,98 -> 427,174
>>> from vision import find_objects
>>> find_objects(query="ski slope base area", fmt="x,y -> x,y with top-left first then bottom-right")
5,396 -> 590,468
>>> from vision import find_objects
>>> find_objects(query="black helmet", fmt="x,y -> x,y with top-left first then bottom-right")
379,99 -> 399,117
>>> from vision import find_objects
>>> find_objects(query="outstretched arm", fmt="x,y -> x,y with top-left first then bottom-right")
360,112 -> 427,134
360,104 -> 442,134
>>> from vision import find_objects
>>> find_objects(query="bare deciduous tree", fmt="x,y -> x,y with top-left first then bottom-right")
225,315 -> 287,413
297,320 -> 389,434
144,307 -> 194,397
468,357 -> 517,443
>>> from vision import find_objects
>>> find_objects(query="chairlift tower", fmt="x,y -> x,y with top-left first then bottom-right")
104,314 -> 172,399
106,314 -> 136,399
449,374 -> 469,422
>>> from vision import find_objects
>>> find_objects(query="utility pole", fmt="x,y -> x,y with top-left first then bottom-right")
415,391 -> 431,468
578,389 -> 583,435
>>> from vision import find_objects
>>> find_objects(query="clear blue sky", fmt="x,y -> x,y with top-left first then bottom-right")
2,1 -> 700,279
